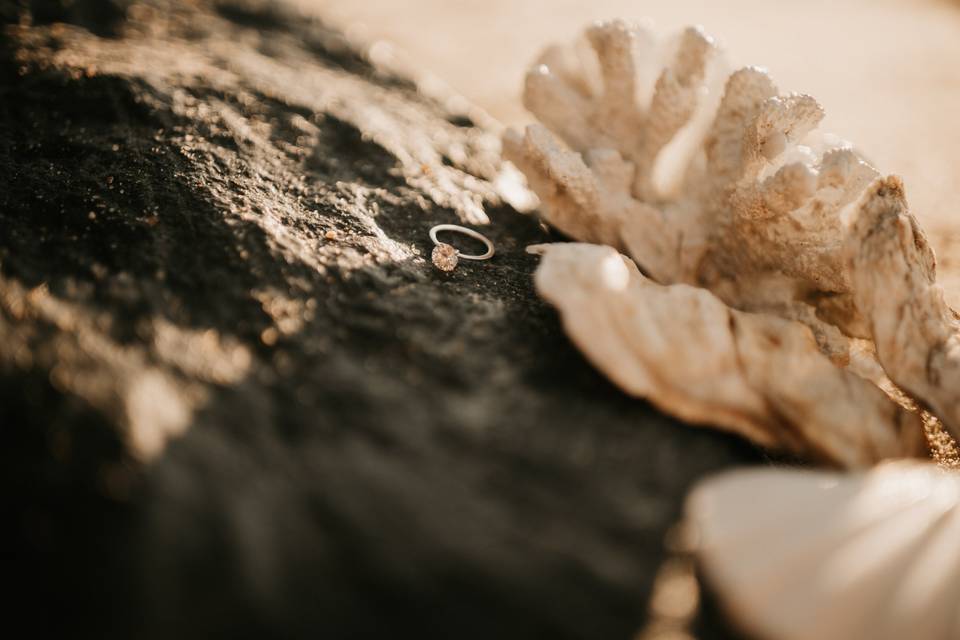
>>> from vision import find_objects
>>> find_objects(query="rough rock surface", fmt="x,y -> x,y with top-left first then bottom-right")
1,1 -> 761,638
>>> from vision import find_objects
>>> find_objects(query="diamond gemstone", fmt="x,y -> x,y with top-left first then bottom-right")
431,243 -> 458,271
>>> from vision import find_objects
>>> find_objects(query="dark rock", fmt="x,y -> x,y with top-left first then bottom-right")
0,1 -> 763,638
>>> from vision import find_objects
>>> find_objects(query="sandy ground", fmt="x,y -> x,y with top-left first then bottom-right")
314,0 -> 960,299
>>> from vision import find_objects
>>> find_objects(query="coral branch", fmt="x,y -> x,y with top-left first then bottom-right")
508,21 -> 960,464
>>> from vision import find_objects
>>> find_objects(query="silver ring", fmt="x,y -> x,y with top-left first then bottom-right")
428,224 -> 495,260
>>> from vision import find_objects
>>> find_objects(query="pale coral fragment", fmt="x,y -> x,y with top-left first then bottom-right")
508,20 -> 960,465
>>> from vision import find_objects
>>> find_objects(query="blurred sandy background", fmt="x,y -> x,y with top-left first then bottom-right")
314,0 -> 960,295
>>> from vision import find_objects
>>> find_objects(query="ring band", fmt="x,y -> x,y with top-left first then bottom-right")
428,224 -> 495,260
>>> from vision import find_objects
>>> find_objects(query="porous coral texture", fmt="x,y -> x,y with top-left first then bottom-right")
507,20 -> 959,467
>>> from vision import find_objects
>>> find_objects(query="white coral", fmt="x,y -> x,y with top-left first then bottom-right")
508,20 -> 960,466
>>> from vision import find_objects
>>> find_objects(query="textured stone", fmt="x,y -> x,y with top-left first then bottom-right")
1,2 -> 759,639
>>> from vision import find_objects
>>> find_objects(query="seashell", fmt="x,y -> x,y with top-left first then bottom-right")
508,20 -> 960,464
847,177 -> 960,444
533,242 -> 923,468
685,461 -> 960,640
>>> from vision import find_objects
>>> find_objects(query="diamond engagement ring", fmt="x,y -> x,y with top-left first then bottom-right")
429,224 -> 495,272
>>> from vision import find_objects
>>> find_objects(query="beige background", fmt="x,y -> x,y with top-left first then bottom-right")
314,0 -> 960,293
